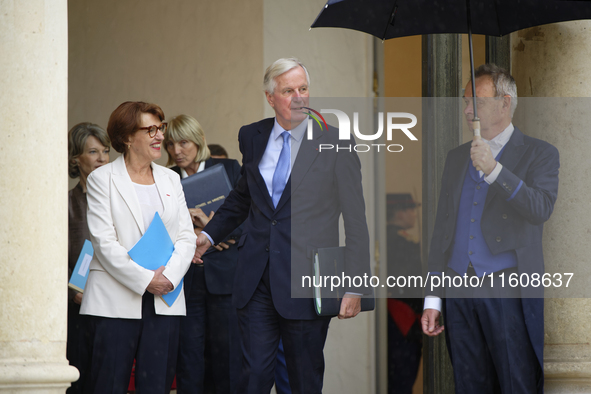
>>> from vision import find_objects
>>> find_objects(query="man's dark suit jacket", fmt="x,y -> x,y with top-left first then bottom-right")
172,157 -> 242,295
203,118 -> 371,320
427,126 -> 559,388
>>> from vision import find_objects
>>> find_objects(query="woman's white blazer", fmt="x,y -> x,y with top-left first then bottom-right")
80,155 -> 196,318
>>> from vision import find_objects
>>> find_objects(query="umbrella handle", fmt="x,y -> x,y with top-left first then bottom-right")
472,120 -> 482,172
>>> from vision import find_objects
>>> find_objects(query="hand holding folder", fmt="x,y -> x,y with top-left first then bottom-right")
128,212 -> 181,307
313,246 -> 375,317
181,163 -> 232,216
146,266 -> 174,296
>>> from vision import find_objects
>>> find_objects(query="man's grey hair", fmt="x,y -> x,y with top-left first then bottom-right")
263,57 -> 310,94
473,63 -> 518,117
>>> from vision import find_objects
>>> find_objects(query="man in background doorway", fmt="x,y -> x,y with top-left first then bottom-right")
386,193 -> 422,394
208,144 -> 228,159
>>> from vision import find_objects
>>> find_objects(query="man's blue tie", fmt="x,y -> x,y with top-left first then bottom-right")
271,131 -> 291,208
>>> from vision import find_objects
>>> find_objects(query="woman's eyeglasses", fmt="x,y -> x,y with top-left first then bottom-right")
138,123 -> 167,138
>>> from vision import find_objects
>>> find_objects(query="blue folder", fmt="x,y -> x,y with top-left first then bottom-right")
128,212 -> 181,307
68,239 -> 94,293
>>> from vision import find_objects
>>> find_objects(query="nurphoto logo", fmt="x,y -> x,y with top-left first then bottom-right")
304,107 -> 418,153
303,107 -> 328,131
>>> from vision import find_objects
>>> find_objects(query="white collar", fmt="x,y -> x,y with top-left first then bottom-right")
483,123 -> 514,150
180,160 -> 206,179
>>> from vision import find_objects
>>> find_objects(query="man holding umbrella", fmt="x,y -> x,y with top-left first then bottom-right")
421,64 -> 559,393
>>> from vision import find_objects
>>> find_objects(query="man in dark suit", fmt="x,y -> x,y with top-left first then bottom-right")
194,57 -> 371,393
421,64 -> 559,393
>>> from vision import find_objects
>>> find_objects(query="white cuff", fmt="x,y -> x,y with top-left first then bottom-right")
484,162 -> 503,184
424,296 -> 442,312
201,231 -> 214,246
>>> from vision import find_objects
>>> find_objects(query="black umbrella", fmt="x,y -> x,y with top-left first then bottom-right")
312,0 -> 591,138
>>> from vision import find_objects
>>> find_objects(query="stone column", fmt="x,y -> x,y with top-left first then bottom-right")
0,0 -> 79,392
512,21 -> 591,393
421,33 -> 462,394
486,35 -> 510,72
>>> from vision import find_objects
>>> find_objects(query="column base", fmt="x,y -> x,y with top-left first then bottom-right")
545,344 -> 591,393
0,360 -> 78,393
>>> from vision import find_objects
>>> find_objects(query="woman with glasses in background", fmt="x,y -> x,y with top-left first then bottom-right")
80,102 -> 196,393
